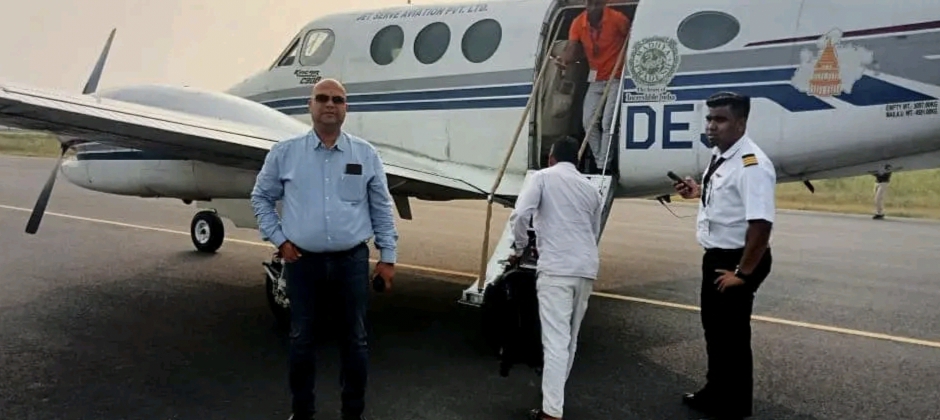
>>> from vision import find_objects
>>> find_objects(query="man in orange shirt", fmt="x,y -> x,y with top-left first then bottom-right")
556,0 -> 631,175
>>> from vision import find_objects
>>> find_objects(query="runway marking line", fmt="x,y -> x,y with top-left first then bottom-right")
2,203 -> 939,350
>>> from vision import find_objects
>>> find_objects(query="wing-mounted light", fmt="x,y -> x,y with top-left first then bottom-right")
25,28 -> 115,235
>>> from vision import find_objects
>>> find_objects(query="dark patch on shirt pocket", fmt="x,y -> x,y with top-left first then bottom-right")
339,173 -> 366,202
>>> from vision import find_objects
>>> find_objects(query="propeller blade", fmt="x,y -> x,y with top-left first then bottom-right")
82,28 -> 116,95
25,145 -> 68,234
24,28 -> 114,235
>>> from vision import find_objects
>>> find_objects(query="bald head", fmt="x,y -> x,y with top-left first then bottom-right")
308,77 -> 347,135
312,78 -> 346,96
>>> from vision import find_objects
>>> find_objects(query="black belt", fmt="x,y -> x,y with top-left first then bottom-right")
296,241 -> 367,256
704,247 -> 743,252
704,246 -> 771,253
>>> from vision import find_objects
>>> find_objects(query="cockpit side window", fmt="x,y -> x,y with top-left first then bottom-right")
272,37 -> 300,68
299,29 -> 336,67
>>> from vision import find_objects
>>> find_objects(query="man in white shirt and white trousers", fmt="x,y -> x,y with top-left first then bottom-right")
507,136 -> 605,420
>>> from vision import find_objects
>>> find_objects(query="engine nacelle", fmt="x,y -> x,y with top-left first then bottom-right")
57,83 -> 310,200
60,150 -> 260,200
94,84 -> 310,135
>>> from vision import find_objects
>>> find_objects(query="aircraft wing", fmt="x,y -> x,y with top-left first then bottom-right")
0,81 -> 525,200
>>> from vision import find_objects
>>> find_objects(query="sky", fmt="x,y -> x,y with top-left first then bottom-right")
0,0 -> 465,93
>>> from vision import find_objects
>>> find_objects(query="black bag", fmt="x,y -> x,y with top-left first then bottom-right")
481,223 -> 543,377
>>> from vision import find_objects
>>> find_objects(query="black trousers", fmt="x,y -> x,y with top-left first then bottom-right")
286,242 -> 370,418
699,247 -> 772,418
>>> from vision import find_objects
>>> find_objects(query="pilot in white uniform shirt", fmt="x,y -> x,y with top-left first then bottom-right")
675,91 -> 776,420
696,134 -> 777,250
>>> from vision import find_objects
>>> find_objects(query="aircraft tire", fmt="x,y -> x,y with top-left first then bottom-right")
265,273 -> 290,330
190,210 -> 224,253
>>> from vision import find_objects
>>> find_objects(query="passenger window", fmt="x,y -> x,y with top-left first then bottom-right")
274,38 -> 300,68
677,11 -> 740,50
414,22 -> 451,65
299,29 -> 335,66
371,25 -> 405,65
462,19 -> 502,63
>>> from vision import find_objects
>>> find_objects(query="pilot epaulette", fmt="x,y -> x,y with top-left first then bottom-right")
742,153 -> 758,168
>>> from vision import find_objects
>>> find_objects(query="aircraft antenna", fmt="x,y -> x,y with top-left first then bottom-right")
474,21 -> 564,292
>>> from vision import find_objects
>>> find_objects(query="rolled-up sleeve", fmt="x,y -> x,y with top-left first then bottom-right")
367,149 -> 399,263
740,160 -> 776,223
250,144 -> 288,248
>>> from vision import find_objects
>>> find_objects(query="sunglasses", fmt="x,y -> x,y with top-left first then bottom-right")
314,94 -> 346,104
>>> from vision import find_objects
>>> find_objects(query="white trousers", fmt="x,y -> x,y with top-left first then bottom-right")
537,273 -> 594,418
582,80 -> 619,172
874,182 -> 888,215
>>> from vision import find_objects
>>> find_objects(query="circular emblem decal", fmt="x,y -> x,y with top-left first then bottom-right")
628,36 -> 681,91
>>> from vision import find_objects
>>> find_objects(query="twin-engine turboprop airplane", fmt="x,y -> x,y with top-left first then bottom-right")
2,0 -> 939,326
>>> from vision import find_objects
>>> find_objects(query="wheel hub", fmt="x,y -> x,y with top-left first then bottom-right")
194,220 -> 211,244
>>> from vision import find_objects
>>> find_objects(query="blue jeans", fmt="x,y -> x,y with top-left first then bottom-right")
286,242 -> 370,418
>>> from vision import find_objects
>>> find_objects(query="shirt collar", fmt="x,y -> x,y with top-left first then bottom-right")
713,134 -> 749,160
554,161 -> 578,172
310,129 -> 347,151
586,7 -> 611,30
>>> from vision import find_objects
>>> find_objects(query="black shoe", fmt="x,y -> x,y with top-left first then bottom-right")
873,214 -> 884,219
341,414 -> 365,420
526,408 -> 551,419
526,408 -> 564,419
682,391 -> 713,413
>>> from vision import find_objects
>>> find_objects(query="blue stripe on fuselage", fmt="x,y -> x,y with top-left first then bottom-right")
71,68 -> 936,162
259,67 -> 934,114
621,67 -> 801,89
74,150 -> 186,161
264,83 -> 534,109
641,68 -> 934,112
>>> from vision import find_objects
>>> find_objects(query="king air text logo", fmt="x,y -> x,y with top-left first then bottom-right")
294,69 -> 322,85
625,36 -> 680,103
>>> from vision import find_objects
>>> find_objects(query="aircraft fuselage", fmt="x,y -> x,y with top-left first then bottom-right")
56,0 -> 940,229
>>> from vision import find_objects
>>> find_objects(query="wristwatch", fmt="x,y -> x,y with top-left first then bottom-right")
733,267 -> 750,282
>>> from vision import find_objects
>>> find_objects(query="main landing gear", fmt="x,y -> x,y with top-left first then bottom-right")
186,208 -> 290,328
190,209 -> 225,253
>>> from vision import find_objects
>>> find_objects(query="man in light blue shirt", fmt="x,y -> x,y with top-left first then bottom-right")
250,78 -> 398,420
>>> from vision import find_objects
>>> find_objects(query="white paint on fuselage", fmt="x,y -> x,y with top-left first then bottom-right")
60,0 -> 940,219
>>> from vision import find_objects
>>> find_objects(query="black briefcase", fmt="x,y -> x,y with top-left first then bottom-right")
481,226 -> 543,377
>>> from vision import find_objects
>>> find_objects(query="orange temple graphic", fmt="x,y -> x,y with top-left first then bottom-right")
808,39 -> 842,96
